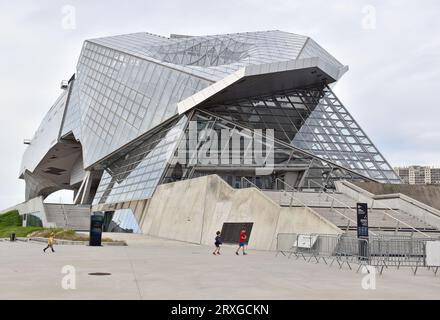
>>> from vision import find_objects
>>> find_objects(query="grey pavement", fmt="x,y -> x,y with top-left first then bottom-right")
0,235 -> 439,300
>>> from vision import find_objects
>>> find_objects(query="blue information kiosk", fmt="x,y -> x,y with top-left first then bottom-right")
89,213 -> 104,247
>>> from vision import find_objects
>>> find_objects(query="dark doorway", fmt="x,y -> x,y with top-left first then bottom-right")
220,222 -> 253,244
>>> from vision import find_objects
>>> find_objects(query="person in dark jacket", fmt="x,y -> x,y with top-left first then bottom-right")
213,231 -> 222,255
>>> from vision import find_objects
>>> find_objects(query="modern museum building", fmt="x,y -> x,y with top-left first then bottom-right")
9,30 -> 437,249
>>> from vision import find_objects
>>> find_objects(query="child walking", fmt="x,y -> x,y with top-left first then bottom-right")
235,228 -> 247,255
43,233 -> 55,253
213,231 -> 222,255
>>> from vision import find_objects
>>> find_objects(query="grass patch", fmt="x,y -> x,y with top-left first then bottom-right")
28,229 -> 126,244
0,210 -> 44,237
0,226 -> 44,238
0,210 -> 125,245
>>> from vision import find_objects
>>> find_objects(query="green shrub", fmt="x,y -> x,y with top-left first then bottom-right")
0,210 -> 21,227
0,210 -> 44,237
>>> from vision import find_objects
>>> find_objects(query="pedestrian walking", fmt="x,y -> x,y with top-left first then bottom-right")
212,231 -> 222,255
235,228 -> 247,256
43,233 -> 56,253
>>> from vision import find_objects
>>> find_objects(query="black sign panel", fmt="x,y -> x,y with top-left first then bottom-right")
220,222 -> 253,245
356,203 -> 369,239
89,214 -> 104,246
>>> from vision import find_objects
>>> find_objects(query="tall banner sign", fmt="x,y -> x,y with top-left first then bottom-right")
356,203 -> 369,239
357,203 -> 369,260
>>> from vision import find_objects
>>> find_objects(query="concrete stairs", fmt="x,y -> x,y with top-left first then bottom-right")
263,190 -> 440,235
44,204 -> 90,231
264,190 -> 357,208
336,180 -> 440,233
313,207 -> 437,232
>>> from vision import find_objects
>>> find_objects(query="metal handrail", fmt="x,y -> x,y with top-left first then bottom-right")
240,177 -> 260,190
309,180 -> 431,238
274,178 -> 296,192
376,193 -> 440,228
273,179 -> 361,233
274,178 -> 296,206
61,203 -> 69,229
371,198 -> 431,238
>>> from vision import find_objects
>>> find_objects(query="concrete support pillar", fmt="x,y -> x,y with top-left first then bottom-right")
74,171 -> 92,205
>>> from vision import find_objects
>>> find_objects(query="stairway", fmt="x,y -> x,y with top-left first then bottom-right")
313,207 -> 438,232
264,190 -> 357,208
263,190 -> 440,236
44,204 -> 90,230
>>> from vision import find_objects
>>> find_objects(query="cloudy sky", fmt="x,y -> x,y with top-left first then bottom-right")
0,0 -> 439,209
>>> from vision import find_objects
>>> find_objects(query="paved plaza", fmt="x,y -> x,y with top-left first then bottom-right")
0,234 -> 439,300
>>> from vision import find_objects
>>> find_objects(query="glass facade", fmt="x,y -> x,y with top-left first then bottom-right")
20,90 -> 68,176
90,31 -> 320,82
163,109 -> 372,191
23,213 -> 44,228
60,80 -> 82,140
203,86 -> 399,183
102,209 -> 141,233
93,116 -> 187,205
73,41 -> 211,167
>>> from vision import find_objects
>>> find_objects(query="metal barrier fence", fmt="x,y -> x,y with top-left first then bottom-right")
332,236 -> 370,272
276,233 -> 438,275
369,238 -> 426,274
277,233 -> 343,264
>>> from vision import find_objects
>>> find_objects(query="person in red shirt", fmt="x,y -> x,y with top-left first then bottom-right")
236,228 -> 248,255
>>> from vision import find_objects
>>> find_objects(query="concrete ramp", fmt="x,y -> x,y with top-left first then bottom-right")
44,204 -> 90,230
140,175 -> 342,251
1,198 -> 90,231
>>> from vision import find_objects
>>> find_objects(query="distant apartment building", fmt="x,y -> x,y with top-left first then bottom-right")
394,166 -> 440,185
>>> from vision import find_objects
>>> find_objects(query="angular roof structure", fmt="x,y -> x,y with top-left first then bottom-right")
20,30 -> 400,205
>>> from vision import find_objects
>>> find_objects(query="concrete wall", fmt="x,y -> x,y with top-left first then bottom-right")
141,175 -> 341,251
353,181 -> 440,211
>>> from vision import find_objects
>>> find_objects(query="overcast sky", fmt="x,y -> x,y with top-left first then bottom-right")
0,0 -> 439,209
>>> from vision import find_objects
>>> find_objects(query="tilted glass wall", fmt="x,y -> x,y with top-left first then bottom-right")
291,86 -> 399,182
102,209 -> 141,233
93,116 -> 187,205
91,88 -> 398,205
162,109 -> 370,191
92,82 -> 399,206
203,85 -> 399,183
74,41 -> 211,168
